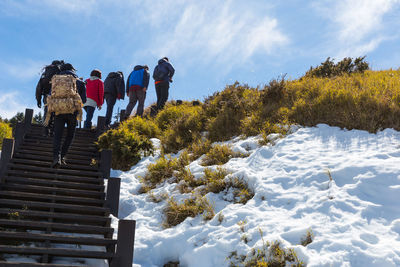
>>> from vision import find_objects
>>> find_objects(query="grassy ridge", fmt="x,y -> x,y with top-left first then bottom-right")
98,69 -> 400,171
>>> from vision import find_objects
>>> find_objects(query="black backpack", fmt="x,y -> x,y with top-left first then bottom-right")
153,65 -> 166,81
40,64 -> 61,95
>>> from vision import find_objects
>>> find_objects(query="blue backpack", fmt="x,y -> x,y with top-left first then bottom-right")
128,68 -> 145,87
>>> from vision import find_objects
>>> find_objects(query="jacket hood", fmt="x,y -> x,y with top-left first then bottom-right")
158,58 -> 168,65
107,72 -> 121,79
134,65 -> 145,71
59,70 -> 77,78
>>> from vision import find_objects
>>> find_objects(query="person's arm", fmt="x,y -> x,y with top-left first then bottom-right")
99,81 -> 104,107
35,79 -> 43,107
143,69 -> 150,91
118,76 -> 125,100
126,73 -> 131,96
167,62 -> 175,79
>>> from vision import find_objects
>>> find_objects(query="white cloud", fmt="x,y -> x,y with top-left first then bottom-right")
128,1 -> 288,68
0,92 -> 38,119
0,60 -> 45,81
314,0 -> 400,58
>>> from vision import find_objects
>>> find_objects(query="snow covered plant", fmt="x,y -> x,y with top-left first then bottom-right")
201,144 -> 248,166
163,195 -> 214,228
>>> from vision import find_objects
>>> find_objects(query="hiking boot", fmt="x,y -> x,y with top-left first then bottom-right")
60,157 -> 67,166
51,156 -> 61,168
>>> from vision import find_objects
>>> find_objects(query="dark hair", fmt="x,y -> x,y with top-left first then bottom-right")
90,69 -> 102,79
162,57 -> 169,62
60,63 -> 75,71
143,65 -> 149,70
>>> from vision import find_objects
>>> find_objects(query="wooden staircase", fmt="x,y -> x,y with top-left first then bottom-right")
0,109 -> 135,267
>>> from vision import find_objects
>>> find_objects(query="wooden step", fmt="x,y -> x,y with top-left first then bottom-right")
10,159 -> 98,172
0,199 -> 109,216
21,141 -> 98,153
24,134 -> 97,145
18,145 -> 98,157
6,170 -> 103,185
15,150 -> 97,162
13,153 -> 94,166
4,176 -> 104,191
0,208 -> 110,226
23,138 -> 98,149
0,191 -> 105,207
0,262 -> 86,267
0,231 -> 116,246
0,219 -> 114,235
7,164 -> 102,178
0,184 -> 105,199
0,245 -> 114,259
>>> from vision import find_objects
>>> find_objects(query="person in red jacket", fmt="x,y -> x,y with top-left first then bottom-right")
83,69 -> 104,129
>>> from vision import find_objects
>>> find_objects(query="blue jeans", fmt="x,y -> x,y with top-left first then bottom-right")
84,106 -> 95,129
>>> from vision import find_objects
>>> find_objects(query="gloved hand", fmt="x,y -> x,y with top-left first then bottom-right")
98,106 -> 102,111
37,100 -> 41,108
117,93 -> 122,100
169,78 -> 173,83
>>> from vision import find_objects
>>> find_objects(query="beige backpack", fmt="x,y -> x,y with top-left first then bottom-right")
44,75 -> 83,125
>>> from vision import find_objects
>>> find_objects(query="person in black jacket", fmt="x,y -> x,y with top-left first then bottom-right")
35,60 -> 64,136
104,71 -> 125,127
153,57 -> 175,112
125,65 -> 150,118
51,63 -> 86,168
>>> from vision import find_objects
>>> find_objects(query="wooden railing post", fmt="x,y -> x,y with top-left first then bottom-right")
0,138 -> 14,183
24,108 -> 33,132
14,122 -> 25,150
100,149 -> 112,179
110,220 -> 136,267
120,110 -> 126,122
106,177 -> 121,217
96,116 -> 106,137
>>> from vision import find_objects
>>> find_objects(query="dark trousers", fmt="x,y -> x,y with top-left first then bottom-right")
125,89 -> 146,117
84,106 -> 95,129
53,113 -> 77,160
155,81 -> 169,111
105,94 -> 116,126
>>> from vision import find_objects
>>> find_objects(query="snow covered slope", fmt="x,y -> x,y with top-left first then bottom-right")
111,124 -> 400,267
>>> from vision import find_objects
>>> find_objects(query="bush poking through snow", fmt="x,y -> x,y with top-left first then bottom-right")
163,195 -> 214,228
140,156 -> 178,192
300,229 -> 314,247
201,144 -> 248,166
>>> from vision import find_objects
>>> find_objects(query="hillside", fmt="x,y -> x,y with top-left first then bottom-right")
111,124 -> 400,266
95,66 -> 400,266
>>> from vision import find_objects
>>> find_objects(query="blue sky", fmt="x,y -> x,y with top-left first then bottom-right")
0,0 -> 400,120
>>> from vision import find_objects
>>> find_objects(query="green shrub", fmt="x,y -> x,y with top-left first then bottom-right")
203,167 -> 229,193
228,235 -> 305,267
157,105 -> 205,154
202,144 -> 247,166
0,121 -> 12,148
204,83 -> 260,141
187,138 -> 212,160
122,116 -> 160,139
163,195 -> 214,228
141,156 -> 178,191
97,127 -> 153,171
305,56 -> 369,78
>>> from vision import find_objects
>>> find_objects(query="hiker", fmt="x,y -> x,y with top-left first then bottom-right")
125,65 -> 150,118
104,71 -> 125,127
83,69 -> 104,129
35,60 -> 65,136
153,57 -> 175,112
43,63 -> 85,168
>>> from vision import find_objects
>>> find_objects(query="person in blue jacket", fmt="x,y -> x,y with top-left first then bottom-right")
125,65 -> 150,118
